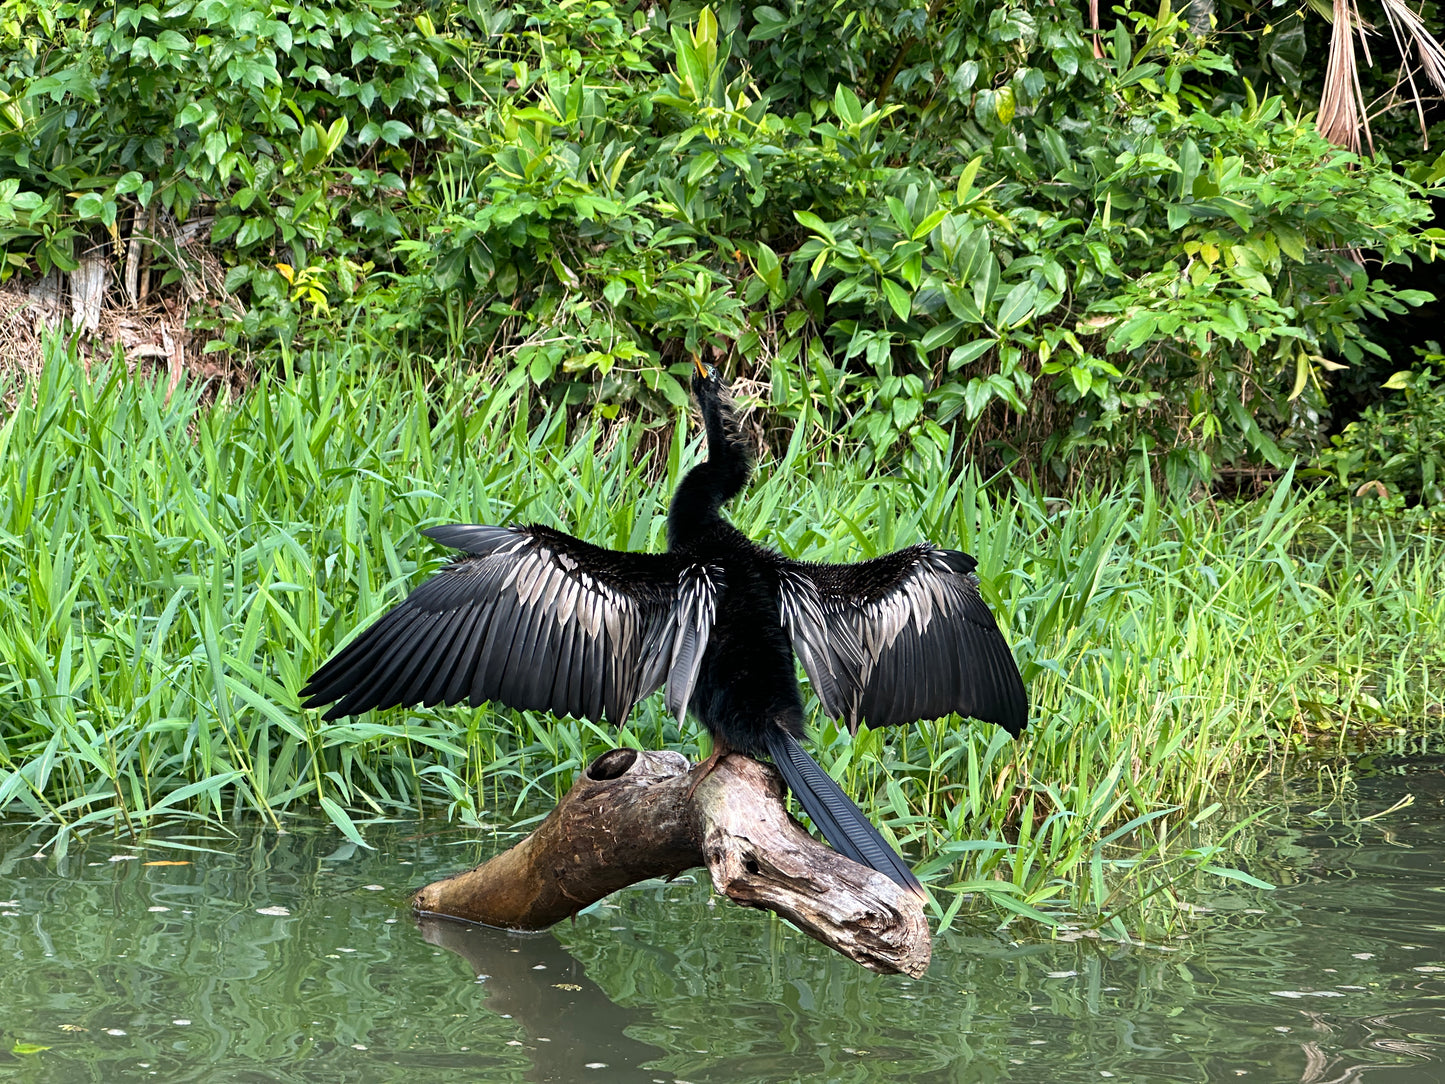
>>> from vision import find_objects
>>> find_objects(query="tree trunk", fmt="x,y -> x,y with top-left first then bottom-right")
413,748 -> 932,977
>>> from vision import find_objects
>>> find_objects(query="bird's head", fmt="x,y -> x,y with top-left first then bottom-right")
691,354 -> 721,396
689,354 -> 737,422
672,354 -> 752,523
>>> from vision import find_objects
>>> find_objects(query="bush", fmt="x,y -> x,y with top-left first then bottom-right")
0,0 -> 1436,487
1318,354 -> 1445,511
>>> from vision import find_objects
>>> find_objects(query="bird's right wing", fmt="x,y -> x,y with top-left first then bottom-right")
300,524 -> 721,724
774,544 -> 1027,735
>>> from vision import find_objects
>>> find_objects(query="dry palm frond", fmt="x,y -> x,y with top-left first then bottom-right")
1379,0 -> 1445,91
1318,0 -> 1374,152
1377,0 -> 1445,147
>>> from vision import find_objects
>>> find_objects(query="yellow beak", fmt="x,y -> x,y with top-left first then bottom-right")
692,355 -> 709,377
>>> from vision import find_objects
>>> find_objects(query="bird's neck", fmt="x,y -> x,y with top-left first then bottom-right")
668,460 -> 749,546
668,395 -> 752,550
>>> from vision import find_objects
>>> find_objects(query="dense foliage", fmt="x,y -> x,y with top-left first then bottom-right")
0,0 -> 1439,485
1319,349 -> 1445,509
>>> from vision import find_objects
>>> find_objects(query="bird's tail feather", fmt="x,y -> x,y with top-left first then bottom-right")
763,730 -> 925,899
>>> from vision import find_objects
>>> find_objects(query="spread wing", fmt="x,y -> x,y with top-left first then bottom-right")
774,544 -> 1027,735
300,524 -> 720,724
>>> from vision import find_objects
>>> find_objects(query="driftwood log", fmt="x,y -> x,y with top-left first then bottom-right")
412,749 -> 931,977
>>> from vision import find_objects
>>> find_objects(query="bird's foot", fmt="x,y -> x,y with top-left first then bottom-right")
685,743 -> 731,801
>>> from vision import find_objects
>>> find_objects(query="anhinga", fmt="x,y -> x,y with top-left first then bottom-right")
301,359 -> 1027,897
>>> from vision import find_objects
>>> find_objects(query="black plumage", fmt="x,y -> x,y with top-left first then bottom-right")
300,360 -> 1028,897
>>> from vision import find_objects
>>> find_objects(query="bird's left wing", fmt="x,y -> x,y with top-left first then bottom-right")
300,524 -> 719,724
773,544 -> 1027,735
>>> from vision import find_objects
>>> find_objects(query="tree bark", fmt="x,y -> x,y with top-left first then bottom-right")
412,748 -> 932,977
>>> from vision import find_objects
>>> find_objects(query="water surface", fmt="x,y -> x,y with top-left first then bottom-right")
1,757 -> 1441,1083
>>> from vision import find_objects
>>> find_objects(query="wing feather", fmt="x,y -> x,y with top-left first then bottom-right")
662,564 -> 720,723
773,544 -> 1027,735
425,603 -> 484,706
376,610 -> 453,712
472,581 -> 524,707
301,523 -> 721,727
497,600 -> 540,709
330,609 -> 433,718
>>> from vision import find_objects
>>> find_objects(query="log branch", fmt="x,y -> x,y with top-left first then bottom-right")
413,748 -> 931,977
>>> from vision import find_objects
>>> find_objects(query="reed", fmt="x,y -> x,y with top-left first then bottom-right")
1,337 -> 1440,934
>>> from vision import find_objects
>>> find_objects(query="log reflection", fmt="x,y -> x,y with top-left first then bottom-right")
417,914 -> 674,1083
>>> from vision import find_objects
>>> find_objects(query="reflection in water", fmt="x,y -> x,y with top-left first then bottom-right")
0,755 -> 1440,1082
418,915 -> 672,1083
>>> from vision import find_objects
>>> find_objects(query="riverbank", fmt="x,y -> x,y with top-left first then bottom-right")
1,340 -> 1441,930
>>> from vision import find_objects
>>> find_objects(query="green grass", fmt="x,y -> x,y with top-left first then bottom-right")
2,336 -> 1442,936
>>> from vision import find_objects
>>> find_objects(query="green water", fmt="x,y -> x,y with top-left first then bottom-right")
1,758 -> 1442,1083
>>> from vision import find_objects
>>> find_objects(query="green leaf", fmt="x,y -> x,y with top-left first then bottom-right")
12,1041 -> 50,1056
912,207 -> 948,241
687,150 -> 718,184
1202,865 -> 1275,891
881,277 -> 912,321
223,264 -> 252,292
995,281 -> 1038,328
655,372 -> 690,408
749,6 -> 790,40
955,155 -> 984,204
380,120 -> 413,146
885,196 -> 913,236
603,278 -> 627,306
234,217 -> 274,248
990,891 -> 1059,925
43,238 -> 79,272
833,83 -> 863,126
972,254 -> 1000,313
754,241 -> 782,293
115,171 -> 146,196
529,350 -> 556,384
955,226 -> 990,284
943,285 -> 983,324
1274,224 -> 1305,262
325,117 -> 349,156
319,795 -> 374,849
1289,352 -> 1309,401
148,772 -> 244,813
994,86 -> 1016,125
948,338 -> 996,370
1231,260 -> 1272,296
1110,312 -> 1159,353
918,319 -> 963,353
793,210 -> 835,245
963,376 -> 993,419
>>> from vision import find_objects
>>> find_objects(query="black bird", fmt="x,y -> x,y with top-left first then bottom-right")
300,359 -> 1027,897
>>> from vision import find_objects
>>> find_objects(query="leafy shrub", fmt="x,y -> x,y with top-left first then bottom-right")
0,0 -> 464,325
0,0 -> 1436,488
1318,356 -> 1445,511
392,2 -> 1434,482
